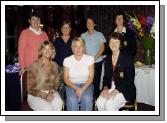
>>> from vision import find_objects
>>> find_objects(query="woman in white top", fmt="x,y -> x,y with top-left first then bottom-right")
63,37 -> 94,111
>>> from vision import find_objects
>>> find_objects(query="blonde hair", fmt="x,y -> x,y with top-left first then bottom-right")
38,40 -> 56,59
71,37 -> 86,48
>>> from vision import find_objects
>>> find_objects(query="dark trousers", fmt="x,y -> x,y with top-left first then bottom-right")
93,61 -> 103,99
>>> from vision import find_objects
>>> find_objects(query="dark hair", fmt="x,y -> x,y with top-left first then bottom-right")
114,11 -> 126,25
28,11 -> 41,19
108,32 -> 124,50
86,16 -> 96,24
61,19 -> 71,28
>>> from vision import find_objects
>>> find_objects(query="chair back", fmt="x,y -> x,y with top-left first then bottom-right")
20,71 -> 33,111
20,71 -> 28,102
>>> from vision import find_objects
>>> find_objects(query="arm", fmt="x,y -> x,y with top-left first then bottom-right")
50,63 -> 59,91
63,66 -> 79,91
95,43 -> 105,60
81,64 -> 94,92
76,63 -> 94,102
102,58 -> 111,90
18,31 -> 26,75
27,65 -> 48,99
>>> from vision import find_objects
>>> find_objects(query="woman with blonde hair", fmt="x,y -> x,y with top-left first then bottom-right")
63,37 -> 94,111
26,40 -> 63,111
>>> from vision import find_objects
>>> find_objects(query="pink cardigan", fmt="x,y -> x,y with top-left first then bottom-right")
18,28 -> 48,69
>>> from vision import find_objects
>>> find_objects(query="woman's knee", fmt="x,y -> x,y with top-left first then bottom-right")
96,96 -> 105,106
82,93 -> 93,101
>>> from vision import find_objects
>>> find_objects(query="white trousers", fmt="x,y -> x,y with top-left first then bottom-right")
96,81 -> 126,111
27,91 -> 63,111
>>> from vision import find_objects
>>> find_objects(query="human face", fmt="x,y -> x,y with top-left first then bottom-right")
115,15 -> 124,27
61,24 -> 71,36
109,38 -> 121,52
86,18 -> 95,31
42,45 -> 53,59
29,16 -> 41,29
72,41 -> 85,56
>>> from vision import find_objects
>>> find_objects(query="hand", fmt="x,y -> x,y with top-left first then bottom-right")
107,89 -> 119,100
19,68 -> 25,76
101,89 -> 109,98
94,56 -> 98,61
46,90 -> 54,102
75,88 -> 84,102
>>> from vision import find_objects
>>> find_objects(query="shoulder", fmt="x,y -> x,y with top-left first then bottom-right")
53,37 -> 61,45
26,59 -> 38,71
104,55 -> 111,64
41,31 -> 48,38
126,28 -> 135,34
65,55 -> 73,60
83,54 -> 95,65
121,51 -> 133,62
20,28 -> 30,35
94,30 -> 103,36
94,31 -> 106,41
84,54 -> 94,60
63,55 -> 73,63
51,61 -> 58,70
41,31 -> 47,35
52,61 -> 58,66
81,32 -> 87,37
69,36 -> 74,41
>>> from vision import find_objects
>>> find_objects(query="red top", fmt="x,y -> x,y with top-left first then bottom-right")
18,28 -> 48,69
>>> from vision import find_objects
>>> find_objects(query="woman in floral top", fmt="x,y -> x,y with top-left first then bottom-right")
27,41 -> 63,111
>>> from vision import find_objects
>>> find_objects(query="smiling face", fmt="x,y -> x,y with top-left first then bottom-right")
72,39 -> 85,56
42,45 -> 53,59
29,16 -> 41,30
115,15 -> 124,27
109,38 -> 121,52
86,18 -> 96,31
61,23 -> 71,36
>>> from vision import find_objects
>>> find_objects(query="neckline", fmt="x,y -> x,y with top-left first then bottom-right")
73,54 -> 85,62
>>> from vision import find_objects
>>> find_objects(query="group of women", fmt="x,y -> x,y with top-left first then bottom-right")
18,11 -> 136,111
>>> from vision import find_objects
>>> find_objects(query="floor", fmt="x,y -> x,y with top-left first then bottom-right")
136,102 -> 155,111
20,100 -> 155,111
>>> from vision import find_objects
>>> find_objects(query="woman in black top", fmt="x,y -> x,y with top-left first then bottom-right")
53,20 -> 73,100
96,32 -> 136,111
112,11 -> 137,58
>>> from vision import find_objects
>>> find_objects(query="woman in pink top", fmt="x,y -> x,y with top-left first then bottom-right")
18,12 -> 48,75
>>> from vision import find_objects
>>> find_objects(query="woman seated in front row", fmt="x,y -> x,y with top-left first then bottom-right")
96,32 -> 136,111
63,37 -> 94,111
26,41 -> 63,111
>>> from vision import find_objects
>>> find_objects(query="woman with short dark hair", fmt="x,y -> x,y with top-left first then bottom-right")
96,32 -> 136,111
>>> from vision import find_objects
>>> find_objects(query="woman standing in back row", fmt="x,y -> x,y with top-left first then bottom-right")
18,12 -> 48,75
112,11 -> 137,58
52,20 -> 73,100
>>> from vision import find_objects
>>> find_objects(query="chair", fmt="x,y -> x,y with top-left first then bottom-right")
20,71 -> 33,111
119,101 -> 137,111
